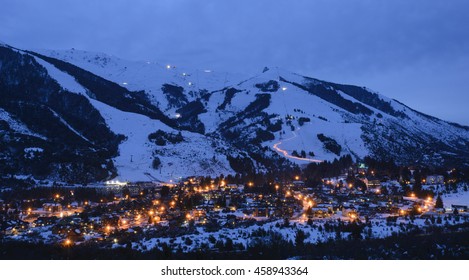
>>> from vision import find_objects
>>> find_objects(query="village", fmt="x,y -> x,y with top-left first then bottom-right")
1,162 -> 468,255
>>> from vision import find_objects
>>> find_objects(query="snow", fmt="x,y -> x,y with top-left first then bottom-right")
33,56 -> 88,95
27,51 -> 235,181
130,212 -> 469,254
25,48 -> 469,178
442,189 -> 469,207
88,99 -> 233,182
38,48 -> 246,112
0,108 -> 47,140
24,147 -> 44,153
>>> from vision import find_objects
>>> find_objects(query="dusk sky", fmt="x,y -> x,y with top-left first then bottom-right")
2,0 -> 468,125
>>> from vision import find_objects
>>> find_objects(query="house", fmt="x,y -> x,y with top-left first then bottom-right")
42,203 -> 62,213
426,175 -> 444,185
33,216 -> 59,227
342,207 -> 359,219
311,207 -> 330,218
452,205 -> 467,212
191,209 -> 207,221
366,178 -> 381,189
357,163 -> 368,174
292,180 -> 305,187
253,207 -> 270,218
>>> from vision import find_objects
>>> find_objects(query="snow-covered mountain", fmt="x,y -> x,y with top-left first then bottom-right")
1,43 -> 469,183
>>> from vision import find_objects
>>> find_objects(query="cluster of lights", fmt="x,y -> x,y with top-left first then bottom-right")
105,180 -> 128,186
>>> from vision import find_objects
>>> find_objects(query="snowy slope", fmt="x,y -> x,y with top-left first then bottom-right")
38,49 -> 246,113
9,46 -> 467,182
0,109 -> 46,140
29,52 -> 235,182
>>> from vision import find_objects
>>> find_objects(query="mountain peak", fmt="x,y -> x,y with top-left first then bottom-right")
1,44 -> 469,183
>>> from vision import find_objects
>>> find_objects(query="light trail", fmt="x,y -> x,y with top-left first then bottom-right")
272,127 -> 323,163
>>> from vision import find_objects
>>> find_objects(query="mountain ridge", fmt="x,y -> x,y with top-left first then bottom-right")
1,43 -> 468,183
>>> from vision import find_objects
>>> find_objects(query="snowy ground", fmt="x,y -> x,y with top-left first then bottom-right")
442,189 -> 469,208
132,213 -> 469,254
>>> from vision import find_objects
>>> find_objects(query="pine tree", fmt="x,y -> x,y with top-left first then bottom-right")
435,195 -> 444,208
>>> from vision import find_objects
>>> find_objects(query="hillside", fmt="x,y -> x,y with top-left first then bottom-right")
1,43 -> 469,183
